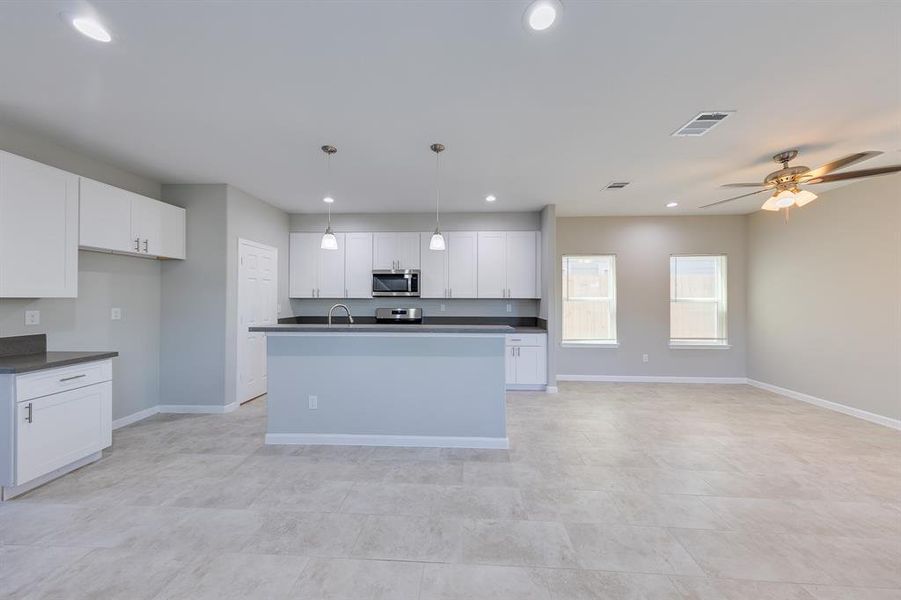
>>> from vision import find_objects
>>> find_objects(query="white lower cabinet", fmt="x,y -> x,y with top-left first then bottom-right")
505,333 -> 547,388
15,381 -> 112,485
1,359 -> 113,496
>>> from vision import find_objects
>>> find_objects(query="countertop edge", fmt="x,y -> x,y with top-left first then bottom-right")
0,351 -> 119,375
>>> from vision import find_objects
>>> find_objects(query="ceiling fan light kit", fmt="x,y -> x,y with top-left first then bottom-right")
703,149 -> 901,212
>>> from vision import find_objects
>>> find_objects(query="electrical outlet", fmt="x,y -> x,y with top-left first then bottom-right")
24,310 -> 40,326
440,304 -> 446,312
506,303 -> 512,313
308,395 -> 318,409
642,353 -> 649,363
277,303 -> 282,314
111,307 -> 122,321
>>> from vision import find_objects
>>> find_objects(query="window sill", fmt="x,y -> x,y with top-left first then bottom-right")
562,341 -> 619,348
669,343 -> 731,350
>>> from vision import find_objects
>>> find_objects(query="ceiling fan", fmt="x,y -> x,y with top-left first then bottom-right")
701,149 -> 901,210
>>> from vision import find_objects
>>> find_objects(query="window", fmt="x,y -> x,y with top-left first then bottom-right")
670,255 -> 727,346
562,255 -> 617,344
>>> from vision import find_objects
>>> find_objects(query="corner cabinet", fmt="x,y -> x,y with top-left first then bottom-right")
0,151 -> 79,298
79,177 -> 186,260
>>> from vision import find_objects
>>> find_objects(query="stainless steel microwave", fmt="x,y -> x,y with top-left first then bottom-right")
372,270 -> 420,297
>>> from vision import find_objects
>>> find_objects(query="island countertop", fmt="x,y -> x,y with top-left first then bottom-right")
249,323 -> 514,334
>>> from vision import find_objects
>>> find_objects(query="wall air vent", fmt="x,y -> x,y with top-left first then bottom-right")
672,111 -> 735,137
605,181 -> 630,190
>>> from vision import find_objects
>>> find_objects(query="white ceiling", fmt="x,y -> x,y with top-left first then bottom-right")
0,1 -> 899,216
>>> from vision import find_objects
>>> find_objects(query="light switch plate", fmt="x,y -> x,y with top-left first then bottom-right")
24,310 -> 40,326
111,308 -> 122,321
506,303 -> 512,313
308,395 -> 318,409
440,304 -> 446,312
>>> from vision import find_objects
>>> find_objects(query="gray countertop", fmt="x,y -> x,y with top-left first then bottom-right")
0,351 -> 119,374
250,323 -> 515,334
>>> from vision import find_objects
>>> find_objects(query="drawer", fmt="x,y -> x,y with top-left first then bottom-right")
505,333 -> 547,347
15,360 -> 112,402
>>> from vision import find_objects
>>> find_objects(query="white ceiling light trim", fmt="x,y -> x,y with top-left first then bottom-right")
666,202 -> 678,208
71,16 -> 112,43
524,0 -> 562,31
320,145 -> 338,250
485,194 -> 497,202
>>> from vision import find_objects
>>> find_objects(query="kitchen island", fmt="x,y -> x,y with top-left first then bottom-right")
249,324 -> 511,448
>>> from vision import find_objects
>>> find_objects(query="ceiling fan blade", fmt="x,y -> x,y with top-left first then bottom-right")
805,165 -> 901,184
800,151 -> 883,180
700,188 -> 770,209
721,183 -> 767,188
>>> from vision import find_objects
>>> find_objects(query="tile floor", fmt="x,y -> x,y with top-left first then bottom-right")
1,382 -> 899,599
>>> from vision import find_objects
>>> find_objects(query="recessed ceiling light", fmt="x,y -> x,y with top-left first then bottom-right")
71,16 -> 112,43
322,196 -> 335,204
666,202 -> 679,208
485,195 -> 497,202
524,0 -> 562,31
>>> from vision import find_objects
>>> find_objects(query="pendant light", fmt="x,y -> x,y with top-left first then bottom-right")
429,143 -> 446,251
320,145 -> 338,250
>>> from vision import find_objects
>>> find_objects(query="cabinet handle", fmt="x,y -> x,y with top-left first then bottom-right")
143,239 -> 149,253
134,237 -> 141,252
59,374 -> 86,382
345,288 -> 348,297
25,402 -> 33,423
312,288 -> 315,298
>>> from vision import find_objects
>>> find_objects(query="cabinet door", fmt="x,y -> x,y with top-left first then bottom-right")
317,233 -> 346,298
372,233 -> 397,269
79,177 -> 133,253
344,232 -> 372,298
396,232 -> 421,269
158,202 -> 186,259
506,231 -> 538,298
0,151 -> 79,298
505,346 -> 517,385
477,232 -> 506,298
289,233 -> 319,298
15,381 -> 112,485
513,345 -> 547,385
130,194 -> 161,256
419,232 -> 447,298
447,231 -> 478,298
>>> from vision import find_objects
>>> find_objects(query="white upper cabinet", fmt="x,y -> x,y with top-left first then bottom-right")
477,231 -> 539,299
79,176 -> 185,260
79,178 -> 133,253
158,201 -> 186,260
505,231 -> 539,298
289,232 -> 346,298
373,232 -> 420,270
419,233 -> 447,298
447,231 -> 478,298
345,232 -> 373,298
0,151 -> 79,298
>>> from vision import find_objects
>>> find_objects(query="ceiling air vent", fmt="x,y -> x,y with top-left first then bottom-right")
672,111 -> 734,137
605,181 -> 630,190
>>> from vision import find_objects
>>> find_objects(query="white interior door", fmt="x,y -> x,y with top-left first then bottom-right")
238,239 -> 278,404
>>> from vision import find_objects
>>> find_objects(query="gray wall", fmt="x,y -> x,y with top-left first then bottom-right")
539,204 -> 558,385
0,124 -> 163,421
160,184 -> 229,408
224,185 -> 291,407
748,176 -> 901,420
556,215 -> 748,379
288,211 -> 542,318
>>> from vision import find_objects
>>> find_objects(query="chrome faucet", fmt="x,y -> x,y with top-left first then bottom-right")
328,304 -> 354,326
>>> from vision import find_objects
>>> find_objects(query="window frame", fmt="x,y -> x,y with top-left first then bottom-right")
561,254 -> 618,347
669,253 -> 729,348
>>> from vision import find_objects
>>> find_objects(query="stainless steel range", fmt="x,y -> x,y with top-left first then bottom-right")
375,307 -> 423,324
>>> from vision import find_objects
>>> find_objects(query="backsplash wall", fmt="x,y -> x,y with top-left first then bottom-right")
289,298 -> 539,318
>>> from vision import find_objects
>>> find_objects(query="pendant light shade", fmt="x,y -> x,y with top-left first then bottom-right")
320,145 -> 338,250
429,143 -> 446,251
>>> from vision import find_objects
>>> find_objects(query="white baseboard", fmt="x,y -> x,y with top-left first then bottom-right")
557,374 -> 747,384
158,401 -> 239,414
112,406 -> 160,430
545,385 -> 559,394
747,379 -> 901,431
265,433 -> 510,449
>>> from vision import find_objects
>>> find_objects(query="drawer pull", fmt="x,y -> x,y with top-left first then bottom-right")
59,374 -> 87,382
25,402 -> 33,423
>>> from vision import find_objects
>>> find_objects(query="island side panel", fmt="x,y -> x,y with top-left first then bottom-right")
265,333 -> 506,442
